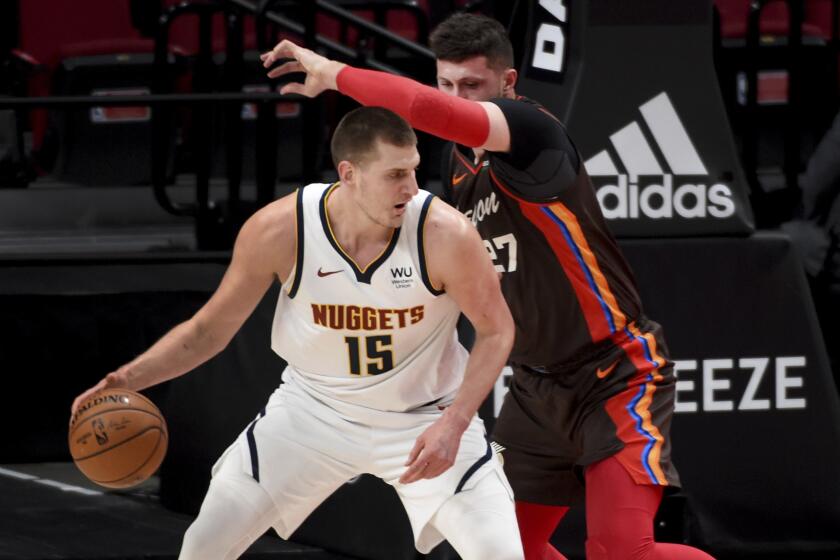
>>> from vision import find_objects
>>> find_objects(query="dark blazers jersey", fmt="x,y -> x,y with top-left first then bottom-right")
443,97 -> 644,369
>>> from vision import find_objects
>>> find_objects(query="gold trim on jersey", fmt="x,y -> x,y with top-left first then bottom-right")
323,182 -> 398,274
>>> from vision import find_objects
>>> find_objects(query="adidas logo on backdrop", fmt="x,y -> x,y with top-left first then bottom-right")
584,92 -> 736,220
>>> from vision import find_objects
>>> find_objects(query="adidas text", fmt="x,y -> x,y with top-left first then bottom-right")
595,174 -> 736,220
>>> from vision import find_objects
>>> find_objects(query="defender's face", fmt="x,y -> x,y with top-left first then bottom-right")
355,141 -> 420,228
436,56 -> 507,101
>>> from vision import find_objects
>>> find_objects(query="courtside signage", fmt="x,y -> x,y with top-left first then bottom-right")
527,0 -> 571,80
585,91 -> 737,221
493,356 -> 809,417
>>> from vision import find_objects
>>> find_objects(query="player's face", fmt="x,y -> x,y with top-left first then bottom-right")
436,56 -> 506,101
355,141 -> 420,228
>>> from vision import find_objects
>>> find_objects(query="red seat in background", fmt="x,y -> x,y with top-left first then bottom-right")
316,0 -> 430,50
715,0 -> 832,40
18,0 -> 155,158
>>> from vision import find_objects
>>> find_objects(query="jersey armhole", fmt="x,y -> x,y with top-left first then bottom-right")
285,186 -> 305,298
417,195 -> 445,296
441,144 -> 455,203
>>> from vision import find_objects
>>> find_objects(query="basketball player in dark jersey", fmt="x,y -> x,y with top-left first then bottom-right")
262,13 -> 715,560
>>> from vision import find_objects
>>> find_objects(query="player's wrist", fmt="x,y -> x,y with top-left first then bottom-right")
325,61 -> 348,90
441,406 -> 472,432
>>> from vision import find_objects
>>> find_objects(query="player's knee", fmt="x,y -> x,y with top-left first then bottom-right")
179,519 -> 219,560
586,533 -> 654,560
452,517 -> 523,560
469,536 -> 524,560
433,472 -> 524,560
178,483 -> 249,560
490,538 -> 525,560
585,537 -> 609,560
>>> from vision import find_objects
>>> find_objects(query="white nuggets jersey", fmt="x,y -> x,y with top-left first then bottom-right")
271,182 -> 469,415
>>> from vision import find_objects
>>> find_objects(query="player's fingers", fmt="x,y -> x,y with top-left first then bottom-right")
272,39 -> 298,61
400,444 -> 429,483
421,464 -> 445,480
404,438 -> 424,466
419,449 -> 453,479
278,82 -> 307,96
260,49 -> 280,67
267,61 -> 303,79
261,40 -> 291,66
421,449 -> 448,478
70,374 -> 120,418
399,455 -> 430,484
422,456 -> 454,480
70,395 -> 83,417
70,388 -> 96,421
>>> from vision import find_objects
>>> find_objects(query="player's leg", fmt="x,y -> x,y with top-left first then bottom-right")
181,384 -> 362,560
179,457 -> 277,560
429,470 -> 524,560
380,411 -> 524,557
515,501 -> 570,560
493,367 -> 582,560
584,455 -> 715,560
584,322 -> 714,559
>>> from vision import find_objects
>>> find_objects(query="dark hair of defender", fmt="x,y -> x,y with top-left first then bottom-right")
429,12 -> 515,70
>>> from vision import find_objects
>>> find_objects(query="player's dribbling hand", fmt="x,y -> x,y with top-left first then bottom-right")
70,371 -> 128,421
260,39 -> 346,98
399,413 -> 468,484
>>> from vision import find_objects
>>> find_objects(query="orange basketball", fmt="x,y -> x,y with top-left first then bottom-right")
68,388 -> 168,489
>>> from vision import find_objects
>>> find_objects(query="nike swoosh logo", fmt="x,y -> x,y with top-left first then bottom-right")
317,268 -> 342,278
452,173 -> 468,186
596,360 -> 620,379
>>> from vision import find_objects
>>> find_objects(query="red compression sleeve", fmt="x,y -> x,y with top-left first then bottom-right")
336,66 -> 490,147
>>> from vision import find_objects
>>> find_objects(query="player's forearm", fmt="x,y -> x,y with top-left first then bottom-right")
112,319 -> 227,391
336,66 -> 490,147
443,327 -> 513,428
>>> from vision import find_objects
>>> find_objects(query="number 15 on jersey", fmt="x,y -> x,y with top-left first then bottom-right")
344,335 -> 394,375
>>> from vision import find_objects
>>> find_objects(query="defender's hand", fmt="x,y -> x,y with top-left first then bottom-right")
260,39 -> 346,98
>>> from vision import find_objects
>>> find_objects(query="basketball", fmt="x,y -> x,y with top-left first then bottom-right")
68,388 -> 168,489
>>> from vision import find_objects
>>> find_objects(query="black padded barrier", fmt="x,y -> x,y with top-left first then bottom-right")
514,0 -> 755,237
619,232 -> 840,557
4,233 -> 838,557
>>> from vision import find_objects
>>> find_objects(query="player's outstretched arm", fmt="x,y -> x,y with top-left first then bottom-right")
70,195 -> 297,415
399,201 -> 514,484
260,40 -> 511,152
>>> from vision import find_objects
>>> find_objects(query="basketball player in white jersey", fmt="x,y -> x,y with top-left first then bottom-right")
71,107 -> 524,560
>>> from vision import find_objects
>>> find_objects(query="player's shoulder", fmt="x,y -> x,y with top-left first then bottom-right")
237,189 -> 299,253
421,192 -> 476,246
491,95 -> 562,125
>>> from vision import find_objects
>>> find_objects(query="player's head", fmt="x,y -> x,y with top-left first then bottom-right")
331,107 -> 420,228
430,13 -> 517,102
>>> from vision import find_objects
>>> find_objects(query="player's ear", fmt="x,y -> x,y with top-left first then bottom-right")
337,160 -> 355,185
503,68 -> 518,93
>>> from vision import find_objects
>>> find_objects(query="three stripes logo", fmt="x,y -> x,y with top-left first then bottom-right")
584,92 -> 736,220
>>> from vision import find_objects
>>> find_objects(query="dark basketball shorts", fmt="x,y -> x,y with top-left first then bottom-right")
492,318 -> 681,506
